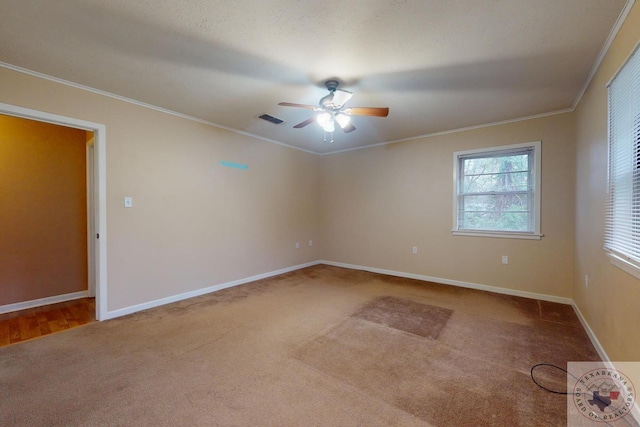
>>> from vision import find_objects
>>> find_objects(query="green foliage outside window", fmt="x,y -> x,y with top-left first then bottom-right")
459,153 -> 532,232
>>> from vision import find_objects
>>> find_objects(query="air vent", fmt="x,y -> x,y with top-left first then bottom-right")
258,113 -> 284,125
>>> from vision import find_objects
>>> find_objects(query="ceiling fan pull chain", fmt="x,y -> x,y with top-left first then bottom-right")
330,132 -> 334,143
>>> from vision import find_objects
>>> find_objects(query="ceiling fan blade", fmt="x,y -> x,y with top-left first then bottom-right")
341,122 -> 356,133
293,117 -> 315,128
331,90 -> 353,109
343,107 -> 389,117
278,102 -> 318,110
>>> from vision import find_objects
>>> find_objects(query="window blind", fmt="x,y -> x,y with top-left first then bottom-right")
605,44 -> 640,269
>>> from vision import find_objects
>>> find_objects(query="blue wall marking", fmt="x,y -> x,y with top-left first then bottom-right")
220,161 -> 249,170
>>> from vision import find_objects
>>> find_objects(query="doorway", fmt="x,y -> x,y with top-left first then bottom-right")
0,102 -> 107,320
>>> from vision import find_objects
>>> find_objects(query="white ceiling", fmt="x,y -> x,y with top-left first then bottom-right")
0,0 -> 629,154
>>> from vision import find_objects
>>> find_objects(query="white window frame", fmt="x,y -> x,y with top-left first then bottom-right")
452,141 -> 542,240
605,41 -> 640,280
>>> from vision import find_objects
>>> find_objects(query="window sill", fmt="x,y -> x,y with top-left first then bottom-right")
606,252 -> 640,280
452,230 -> 543,240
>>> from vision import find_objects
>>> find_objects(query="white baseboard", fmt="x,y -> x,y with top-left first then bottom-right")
319,260 -> 573,305
0,290 -> 89,314
571,302 -> 610,362
101,258 -> 607,363
103,261 -> 321,320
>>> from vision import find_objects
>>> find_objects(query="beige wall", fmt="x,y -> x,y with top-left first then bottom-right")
0,115 -> 87,305
0,67 -> 321,312
574,3 -> 640,361
321,113 -> 576,298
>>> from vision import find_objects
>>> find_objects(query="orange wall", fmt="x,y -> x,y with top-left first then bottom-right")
0,115 -> 88,305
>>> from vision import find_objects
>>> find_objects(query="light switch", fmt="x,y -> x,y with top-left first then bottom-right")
124,197 -> 133,208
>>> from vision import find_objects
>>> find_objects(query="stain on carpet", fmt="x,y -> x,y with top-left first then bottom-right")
353,296 -> 453,340
436,312 -> 600,373
294,317 -> 564,426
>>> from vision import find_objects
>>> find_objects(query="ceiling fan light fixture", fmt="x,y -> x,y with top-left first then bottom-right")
317,112 -> 333,132
322,119 -> 335,133
335,113 -> 351,129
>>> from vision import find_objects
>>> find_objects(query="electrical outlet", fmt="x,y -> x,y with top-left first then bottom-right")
124,196 -> 133,208
501,255 -> 509,265
585,275 -> 589,288
308,240 -> 313,246
412,246 -> 418,254
295,242 -> 300,249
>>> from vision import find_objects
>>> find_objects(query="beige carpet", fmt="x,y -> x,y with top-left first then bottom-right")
0,265 -> 599,426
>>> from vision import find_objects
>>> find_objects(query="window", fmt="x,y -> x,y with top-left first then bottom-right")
453,141 -> 541,239
605,43 -> 640,278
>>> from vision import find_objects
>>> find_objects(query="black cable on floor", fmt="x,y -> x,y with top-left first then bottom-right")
530,363 -> 573,394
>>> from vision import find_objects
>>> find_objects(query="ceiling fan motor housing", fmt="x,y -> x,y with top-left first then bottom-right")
324,80 -> 340,92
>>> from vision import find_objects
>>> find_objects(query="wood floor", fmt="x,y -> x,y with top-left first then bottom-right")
0,297 -> 95,347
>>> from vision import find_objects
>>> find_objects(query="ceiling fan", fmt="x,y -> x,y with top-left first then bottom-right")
278,80 -> 389,142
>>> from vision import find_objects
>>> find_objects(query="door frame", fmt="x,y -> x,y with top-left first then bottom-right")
0,102 -> 108,320
86,138 -> 96,298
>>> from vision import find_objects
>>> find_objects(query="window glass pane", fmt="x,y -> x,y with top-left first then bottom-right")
463,171 -> 529,193
460,194 -> 530,231
461,211 -> 530,232
462,154 -> 529,175
462,194 -> 529,212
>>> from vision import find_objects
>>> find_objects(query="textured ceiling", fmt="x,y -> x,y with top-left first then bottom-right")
0,0 -> 629,154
